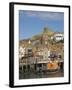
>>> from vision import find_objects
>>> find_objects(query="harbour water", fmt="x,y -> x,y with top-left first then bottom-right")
19,69 -> 64,79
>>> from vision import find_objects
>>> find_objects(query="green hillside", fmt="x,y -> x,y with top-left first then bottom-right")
31,27 -> 54,40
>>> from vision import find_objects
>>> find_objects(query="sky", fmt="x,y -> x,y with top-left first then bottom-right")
19,10 -> 64,40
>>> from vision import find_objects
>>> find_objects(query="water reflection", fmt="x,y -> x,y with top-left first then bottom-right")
19,69 -> 64,79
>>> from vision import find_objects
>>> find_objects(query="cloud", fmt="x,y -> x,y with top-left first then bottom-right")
25,11 -> 64,21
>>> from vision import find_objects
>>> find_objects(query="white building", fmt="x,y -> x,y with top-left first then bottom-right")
51,33 -> 64,42
19,46 -> 26,59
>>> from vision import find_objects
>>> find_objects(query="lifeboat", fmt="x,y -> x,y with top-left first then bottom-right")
47,61 -> 60,72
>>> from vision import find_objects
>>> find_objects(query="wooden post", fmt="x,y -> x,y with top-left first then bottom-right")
22,65 -> 23,71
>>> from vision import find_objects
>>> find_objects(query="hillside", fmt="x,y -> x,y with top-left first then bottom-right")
31,27 -> 54,40
19,27 -> 64,59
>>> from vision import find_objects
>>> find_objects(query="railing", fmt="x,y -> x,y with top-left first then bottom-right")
19,57 -> 64,66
